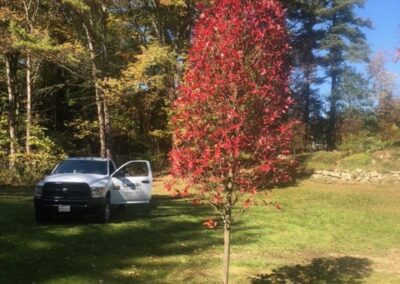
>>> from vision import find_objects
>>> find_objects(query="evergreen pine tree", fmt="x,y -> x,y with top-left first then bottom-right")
319,0 -> 371,149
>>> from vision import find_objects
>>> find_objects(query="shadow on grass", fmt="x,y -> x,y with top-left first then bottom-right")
251,256 -> 373,284
0,189 -> 231,283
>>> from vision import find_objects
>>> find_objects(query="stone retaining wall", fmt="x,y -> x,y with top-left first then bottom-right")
311,169 -> 400,184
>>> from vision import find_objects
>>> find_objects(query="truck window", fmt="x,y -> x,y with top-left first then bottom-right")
53,160 -> 108,175
125,162 -> 148,177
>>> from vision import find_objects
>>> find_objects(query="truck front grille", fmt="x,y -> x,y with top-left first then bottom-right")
42,182 -> 91,199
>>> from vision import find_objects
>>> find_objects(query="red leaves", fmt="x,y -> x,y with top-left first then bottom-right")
164,181 -> 174,192
262,200 -> 283,210
203,218 -> 218,229
259,163 -> 272,173
170,0 -> 294,220
212,194 -> 223,205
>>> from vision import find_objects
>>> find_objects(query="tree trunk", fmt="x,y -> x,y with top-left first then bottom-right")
223,219 -> 231,284
26,52 -> 32,154
95,81 -> 107,158
327,14 -> 340,151
5,53 -> 18,167
100,4 -> 113,159
22,0 -> 38,155
103,101 -> 112,159
84,22 -> 107,158
327,68 -> 338,150
303,65 -> 312,145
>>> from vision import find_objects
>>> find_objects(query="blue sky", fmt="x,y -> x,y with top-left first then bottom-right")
358,0 -> 400,90
317,0 -> 399,106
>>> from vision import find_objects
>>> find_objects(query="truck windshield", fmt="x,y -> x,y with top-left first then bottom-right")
53,160 -> 108,175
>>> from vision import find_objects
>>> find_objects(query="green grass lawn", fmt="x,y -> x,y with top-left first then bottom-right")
0,177 -> 399,283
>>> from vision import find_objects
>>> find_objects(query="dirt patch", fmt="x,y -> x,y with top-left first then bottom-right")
329,250 -> 400,275
372,150 -> 393,160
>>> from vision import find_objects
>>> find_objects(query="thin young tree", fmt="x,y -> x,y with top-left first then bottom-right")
169,0 -> 294,283
21,0 -> 41,154
61,0 -> 114,158
0,1 -> 24,166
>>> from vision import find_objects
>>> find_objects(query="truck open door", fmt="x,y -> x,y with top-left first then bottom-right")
110,160 -> 153,204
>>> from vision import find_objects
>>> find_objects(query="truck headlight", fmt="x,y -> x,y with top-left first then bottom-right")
91,186 -> 106,198
35,185 -> 43,197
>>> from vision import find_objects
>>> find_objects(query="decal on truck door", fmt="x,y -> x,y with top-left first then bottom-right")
110,160 -> 153,204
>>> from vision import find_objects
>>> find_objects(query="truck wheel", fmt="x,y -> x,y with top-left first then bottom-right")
35,207 -> 52,223
98,195 -> 111,223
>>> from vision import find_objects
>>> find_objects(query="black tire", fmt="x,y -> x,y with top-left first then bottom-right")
98,195 -> 111,223
35,206 -> 52,223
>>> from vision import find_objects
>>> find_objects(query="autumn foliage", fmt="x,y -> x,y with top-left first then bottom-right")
168,2 -> 295,277
170,0 -> 295,218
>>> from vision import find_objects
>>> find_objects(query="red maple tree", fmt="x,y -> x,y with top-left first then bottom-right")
169,0 -> 295,282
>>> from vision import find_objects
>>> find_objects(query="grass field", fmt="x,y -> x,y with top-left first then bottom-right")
0,177 -> 399,283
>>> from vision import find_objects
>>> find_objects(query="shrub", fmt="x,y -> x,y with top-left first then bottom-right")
341,153 -> 373,170
306,151 -> 345,170
339,131 -> 389,154
0,125 -> 66,186
1,152 -> 65,185
308,151 -> 345,164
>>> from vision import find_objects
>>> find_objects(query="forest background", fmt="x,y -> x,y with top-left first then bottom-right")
0,0 -> 399,185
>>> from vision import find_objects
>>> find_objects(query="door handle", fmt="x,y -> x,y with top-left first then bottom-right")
141,180 -> 150,184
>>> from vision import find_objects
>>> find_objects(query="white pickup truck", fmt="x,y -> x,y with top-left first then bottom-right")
33,157 -> 153,223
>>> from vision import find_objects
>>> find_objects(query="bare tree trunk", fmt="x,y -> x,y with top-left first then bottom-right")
303,66 -> 312,145
223,219 -> 231,284
327,68 -> 338,150
100,4 -> 113,160
223,182 -> 233,284
95,81 -> 107,158
22,0 -> 39,155
26,52 -> 32,154
5,53 -> 18,167
327,14 -> 340,151
103,101 -> 112,159
84,23 -> 107,158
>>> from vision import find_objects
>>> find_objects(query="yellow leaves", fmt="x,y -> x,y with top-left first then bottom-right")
160,0 -> 213,6
0,6 -> 22,23
62,0 -> 90,12
160,0 -> 187,7
102,42 -> 177,105
101,77 -> 124,106
149,129 -> 171,139
122,42 -> 177,88
57,41 -> 88,64
65,119 -> 98,140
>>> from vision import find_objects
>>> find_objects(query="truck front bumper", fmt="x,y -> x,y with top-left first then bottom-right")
34,197 -> 106,215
